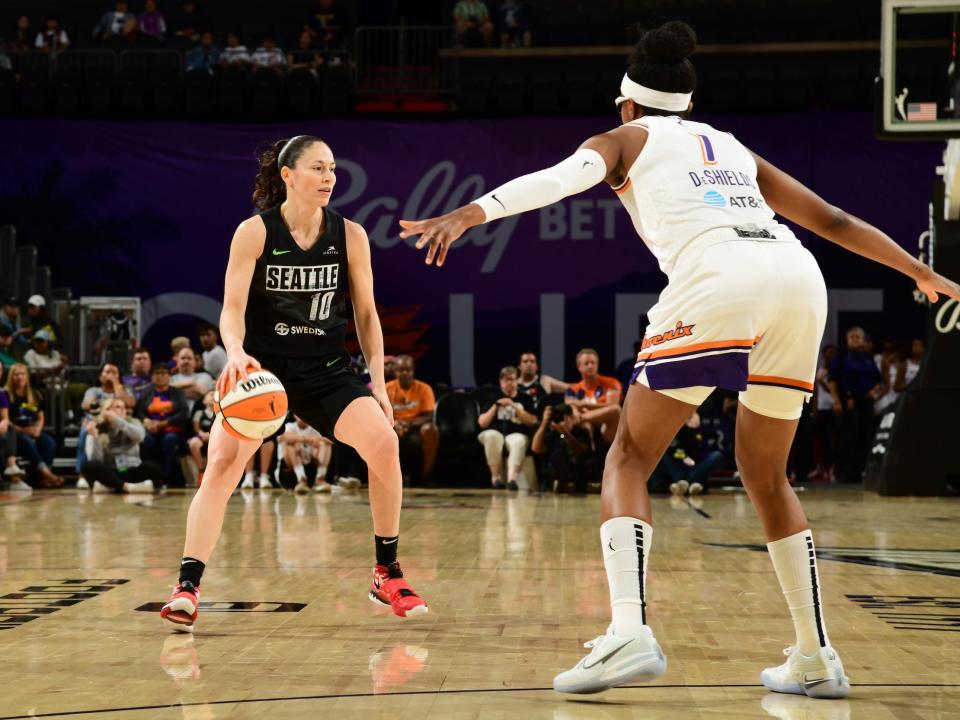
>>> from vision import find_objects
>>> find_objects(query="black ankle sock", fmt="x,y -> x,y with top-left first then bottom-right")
375,535 -> 399,568
179,557 -> 205,587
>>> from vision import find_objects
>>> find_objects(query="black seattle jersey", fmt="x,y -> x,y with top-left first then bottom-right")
244,205 -> 349,358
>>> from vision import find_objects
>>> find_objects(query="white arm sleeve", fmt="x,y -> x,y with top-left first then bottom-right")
471,148 -> 608,223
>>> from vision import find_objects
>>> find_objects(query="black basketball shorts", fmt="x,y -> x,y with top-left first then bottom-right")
257,350 -> 372,438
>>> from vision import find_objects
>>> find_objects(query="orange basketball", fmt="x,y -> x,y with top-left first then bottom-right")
215,368 -> 288,440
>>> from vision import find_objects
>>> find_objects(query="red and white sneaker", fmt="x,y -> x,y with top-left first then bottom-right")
160,581 -> 200,632
369,564 -> 428,618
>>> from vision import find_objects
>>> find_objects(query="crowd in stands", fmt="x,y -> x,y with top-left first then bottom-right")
0,1 -> 351,75
0,291 -> 929,497
0,1 -> 536,72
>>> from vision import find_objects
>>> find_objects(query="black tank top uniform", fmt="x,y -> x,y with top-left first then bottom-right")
243,205 -> 370,437
245,205 -> 349,358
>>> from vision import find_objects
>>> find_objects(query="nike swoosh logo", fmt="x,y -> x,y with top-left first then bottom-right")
492,193 -> 506,211
582,639 -> 633,669
326,356 -> 343,367
608,539 -> 615,551
582,161 -> 593,168
803,677 -> 833,689
272,249 -> 292,256
381,538 -> 398,544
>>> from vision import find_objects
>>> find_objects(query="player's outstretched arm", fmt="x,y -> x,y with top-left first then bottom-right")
218,217 -> 265,397
753,151 -> 960,303
399,133 -> 621,267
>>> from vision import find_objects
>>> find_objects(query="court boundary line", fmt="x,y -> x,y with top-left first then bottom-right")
4,683 -> 960,719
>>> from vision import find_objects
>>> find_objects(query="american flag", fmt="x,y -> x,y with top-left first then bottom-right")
906,102 -> 937,122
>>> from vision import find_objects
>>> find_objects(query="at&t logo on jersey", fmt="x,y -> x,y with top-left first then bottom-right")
703,191 -> 726,207
274,322 -> 326,337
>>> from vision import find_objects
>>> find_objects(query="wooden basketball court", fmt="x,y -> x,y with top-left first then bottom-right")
1,487 -> 958,719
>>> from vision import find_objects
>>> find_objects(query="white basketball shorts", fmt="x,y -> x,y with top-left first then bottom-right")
631,239 -> 827,420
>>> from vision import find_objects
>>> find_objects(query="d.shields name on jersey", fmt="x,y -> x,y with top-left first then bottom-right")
265,264 -> 339,292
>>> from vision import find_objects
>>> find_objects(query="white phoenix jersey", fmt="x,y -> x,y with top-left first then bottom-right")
612,115 -> 798,276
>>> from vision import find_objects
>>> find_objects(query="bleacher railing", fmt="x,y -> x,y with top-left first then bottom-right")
353,26 -> 457,95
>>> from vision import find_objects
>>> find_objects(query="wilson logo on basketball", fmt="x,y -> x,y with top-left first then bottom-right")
239,375 -> 283,393
641,320 -> 696,351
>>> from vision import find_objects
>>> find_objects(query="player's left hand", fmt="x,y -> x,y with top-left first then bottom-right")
917,269 -> 960,304
372,386 -> 395,425
399,204 -> 485,267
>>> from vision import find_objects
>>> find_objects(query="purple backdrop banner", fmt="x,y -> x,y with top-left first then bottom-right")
0,114 -> 940,383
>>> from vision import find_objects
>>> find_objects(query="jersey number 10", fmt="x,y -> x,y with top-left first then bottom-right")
309,291 -> 335,322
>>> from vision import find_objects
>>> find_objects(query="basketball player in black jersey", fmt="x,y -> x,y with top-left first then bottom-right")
161,135 -> 428,630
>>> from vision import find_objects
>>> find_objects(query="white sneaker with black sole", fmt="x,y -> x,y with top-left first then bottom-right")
761,646 -> 850,699
553,624 -> 667,694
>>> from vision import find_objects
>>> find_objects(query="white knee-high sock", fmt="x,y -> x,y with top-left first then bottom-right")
767,530 -> 829,656
600,516 -> 651,637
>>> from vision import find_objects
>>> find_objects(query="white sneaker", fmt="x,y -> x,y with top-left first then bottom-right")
553,625 -> 667,694
8,478 -> 32,493
75,476 -> 90,490
93,480 -> 114,493
125,479 -> 154,494
240,474 -> 255,489
688,482 -> 704,496
338,476 -> 361,490
761,646 -> 849,699
294,480 -> 310,495
669,480 -> 689,496
258,474 -> 273,490
313,480 -> 332,493
4,464 -> 25,477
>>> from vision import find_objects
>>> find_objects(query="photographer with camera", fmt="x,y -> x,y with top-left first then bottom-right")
532,403 -> 603,494
80,397 -> 161,493
75,362 -> 135,489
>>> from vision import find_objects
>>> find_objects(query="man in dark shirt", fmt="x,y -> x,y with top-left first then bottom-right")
531,403 -> 602,494
135,364 -> 189,484
517,352 -> 546,405
828,326 -> 882,483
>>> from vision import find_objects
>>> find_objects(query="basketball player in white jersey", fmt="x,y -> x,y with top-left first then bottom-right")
400,22 -> 960,697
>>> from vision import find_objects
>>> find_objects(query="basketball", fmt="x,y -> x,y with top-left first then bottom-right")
214,368 -> 288,440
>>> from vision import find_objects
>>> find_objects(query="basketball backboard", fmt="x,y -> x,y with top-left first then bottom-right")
878,0 -> 960,139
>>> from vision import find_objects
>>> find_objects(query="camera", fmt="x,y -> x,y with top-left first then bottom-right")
88,401 -> 112,433
551,403 -> 572,422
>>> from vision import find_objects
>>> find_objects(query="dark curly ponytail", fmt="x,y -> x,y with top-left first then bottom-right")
626,21 -> 697,116
251,135 -> 324,211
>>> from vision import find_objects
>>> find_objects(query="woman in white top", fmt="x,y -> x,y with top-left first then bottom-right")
400,21 -> 960,698
896,336 -> 925,392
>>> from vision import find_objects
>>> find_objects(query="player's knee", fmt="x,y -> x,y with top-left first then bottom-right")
360,428 -> 400,468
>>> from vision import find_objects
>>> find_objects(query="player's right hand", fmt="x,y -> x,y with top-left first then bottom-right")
218,350 -> 262,398
916,270 -> 960,304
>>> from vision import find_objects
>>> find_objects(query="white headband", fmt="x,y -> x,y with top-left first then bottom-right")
617,73 -> 692,112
